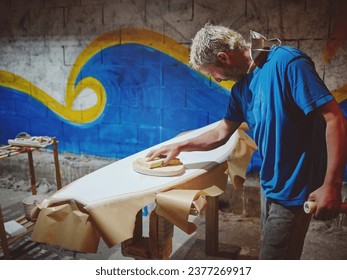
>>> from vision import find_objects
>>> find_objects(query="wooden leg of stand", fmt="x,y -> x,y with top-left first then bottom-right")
52,137 -> 62,190
0,206 -> 10,259
27,150 -> 37,195
149,210 -> 174,259
133,210 -> 143,241
205,193 -> 241,259
121,210 -> 152,259
205,195 -> 219,256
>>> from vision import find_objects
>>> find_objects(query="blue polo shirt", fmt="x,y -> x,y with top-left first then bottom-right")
224,46 -> 333,206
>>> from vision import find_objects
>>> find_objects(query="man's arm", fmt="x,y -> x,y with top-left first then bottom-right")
146,119 -> 241,165
308,99 -> 347,220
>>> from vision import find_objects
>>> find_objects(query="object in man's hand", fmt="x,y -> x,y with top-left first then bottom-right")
303,201 -> 347,214
133,157 -> 184,177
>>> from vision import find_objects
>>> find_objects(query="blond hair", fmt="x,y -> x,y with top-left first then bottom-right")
189,23 -> 248,69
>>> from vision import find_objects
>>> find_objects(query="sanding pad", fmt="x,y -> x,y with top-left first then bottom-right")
132,157 -> 185,177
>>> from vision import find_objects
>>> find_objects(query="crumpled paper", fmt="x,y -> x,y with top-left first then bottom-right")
227,129 -> 257,189
154,162 -> 228,234
31,200 -> 100,253
155,185 -> 223,234
84,191 -> 155,247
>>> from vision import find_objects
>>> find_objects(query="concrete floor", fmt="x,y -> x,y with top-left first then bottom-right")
1,186 -> 347,260
1,151 -> 347,260
0,187 -> 260,260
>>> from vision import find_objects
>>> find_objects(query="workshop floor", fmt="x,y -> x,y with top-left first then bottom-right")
1,187 -> 347,260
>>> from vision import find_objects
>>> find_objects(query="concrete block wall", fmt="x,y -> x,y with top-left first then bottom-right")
219,177 -> 261,217
0,0 -> 346,172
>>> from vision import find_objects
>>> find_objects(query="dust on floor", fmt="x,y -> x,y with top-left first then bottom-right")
1,181 -> 347,260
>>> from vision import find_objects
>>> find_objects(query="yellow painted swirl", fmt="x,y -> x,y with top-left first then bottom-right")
0,28 -> 233,124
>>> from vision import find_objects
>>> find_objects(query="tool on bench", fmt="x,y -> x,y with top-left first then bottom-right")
133,156 -> 185,177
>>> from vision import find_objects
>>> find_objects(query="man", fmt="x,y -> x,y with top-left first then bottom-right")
147,24 -> 347,259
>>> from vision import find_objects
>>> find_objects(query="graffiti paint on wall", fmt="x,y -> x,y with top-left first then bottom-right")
0,29 -> 231,158
0,27 -> 346,177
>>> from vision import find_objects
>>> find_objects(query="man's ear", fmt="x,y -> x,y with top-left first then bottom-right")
217,52 -> 231,65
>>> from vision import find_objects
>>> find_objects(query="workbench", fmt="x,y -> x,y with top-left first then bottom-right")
0,137 -> 61,259
31,122 -> 256,259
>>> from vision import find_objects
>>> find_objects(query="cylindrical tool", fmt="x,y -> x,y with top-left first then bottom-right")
303,201 -> 347,214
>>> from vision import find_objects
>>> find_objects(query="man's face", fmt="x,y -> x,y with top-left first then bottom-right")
199,64 -> 244,83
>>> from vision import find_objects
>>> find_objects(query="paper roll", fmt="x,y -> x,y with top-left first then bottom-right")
303,201 -> 347,214
303,201 -> 317,214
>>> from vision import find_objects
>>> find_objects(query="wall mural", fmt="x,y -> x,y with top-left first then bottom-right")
0,27 -> 346,177
0,29 -> 232,159
323,18 -> 347,119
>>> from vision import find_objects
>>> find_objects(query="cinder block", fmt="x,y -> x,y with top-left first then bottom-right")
66,6 -> 102,38
44,0 -> 82,8
278,0 -> 330,39
103,1 -> 144,25
28,117 -> 61,137
30,7 -> 65,37
113,65 -> 160,87
63,138 -> 81,154
322,40 -> 347,91
142,87 -> 162,108
115,143 -> 144,159
219,177 -> 261,218
1,115 -> 32,139
137,126 -> 161,146
15,102 -> 48,119
162,108 -> 208,130
121,107 -> 161,127
101,105 -> 121,124
0,98 -> 16,116
161,127 -> 182,141
67,127 -> 100,146
166,0 -> 193,22
120,86 -> 143,107
186,88 -> 229,115
243,182 -> 261,217
99,123 -> 138,144
161,87 -> 186,109
162,63 -> 194,87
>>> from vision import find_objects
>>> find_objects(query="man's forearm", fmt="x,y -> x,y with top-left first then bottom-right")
177,127 -> 231,152
323,110 -> 347,187
178,119 -> 240,152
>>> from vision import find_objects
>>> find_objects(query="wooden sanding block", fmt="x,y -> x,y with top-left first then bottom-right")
133,157 -> 184,177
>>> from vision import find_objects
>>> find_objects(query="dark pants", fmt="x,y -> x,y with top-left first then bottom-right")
260,192 -> 312,260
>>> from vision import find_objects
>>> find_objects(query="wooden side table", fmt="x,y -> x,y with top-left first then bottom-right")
0,137 -> 62,259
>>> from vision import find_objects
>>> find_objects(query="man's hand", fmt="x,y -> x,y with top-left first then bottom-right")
307,183 -> 341,220
146,120 -> 240,166
146,142 -> 182,166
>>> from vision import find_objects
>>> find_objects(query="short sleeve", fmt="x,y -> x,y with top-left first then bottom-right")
286,57 -> 333,115
223,87 -> 245,123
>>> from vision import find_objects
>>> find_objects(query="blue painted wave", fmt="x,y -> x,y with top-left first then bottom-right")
0,44 -> 230,159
